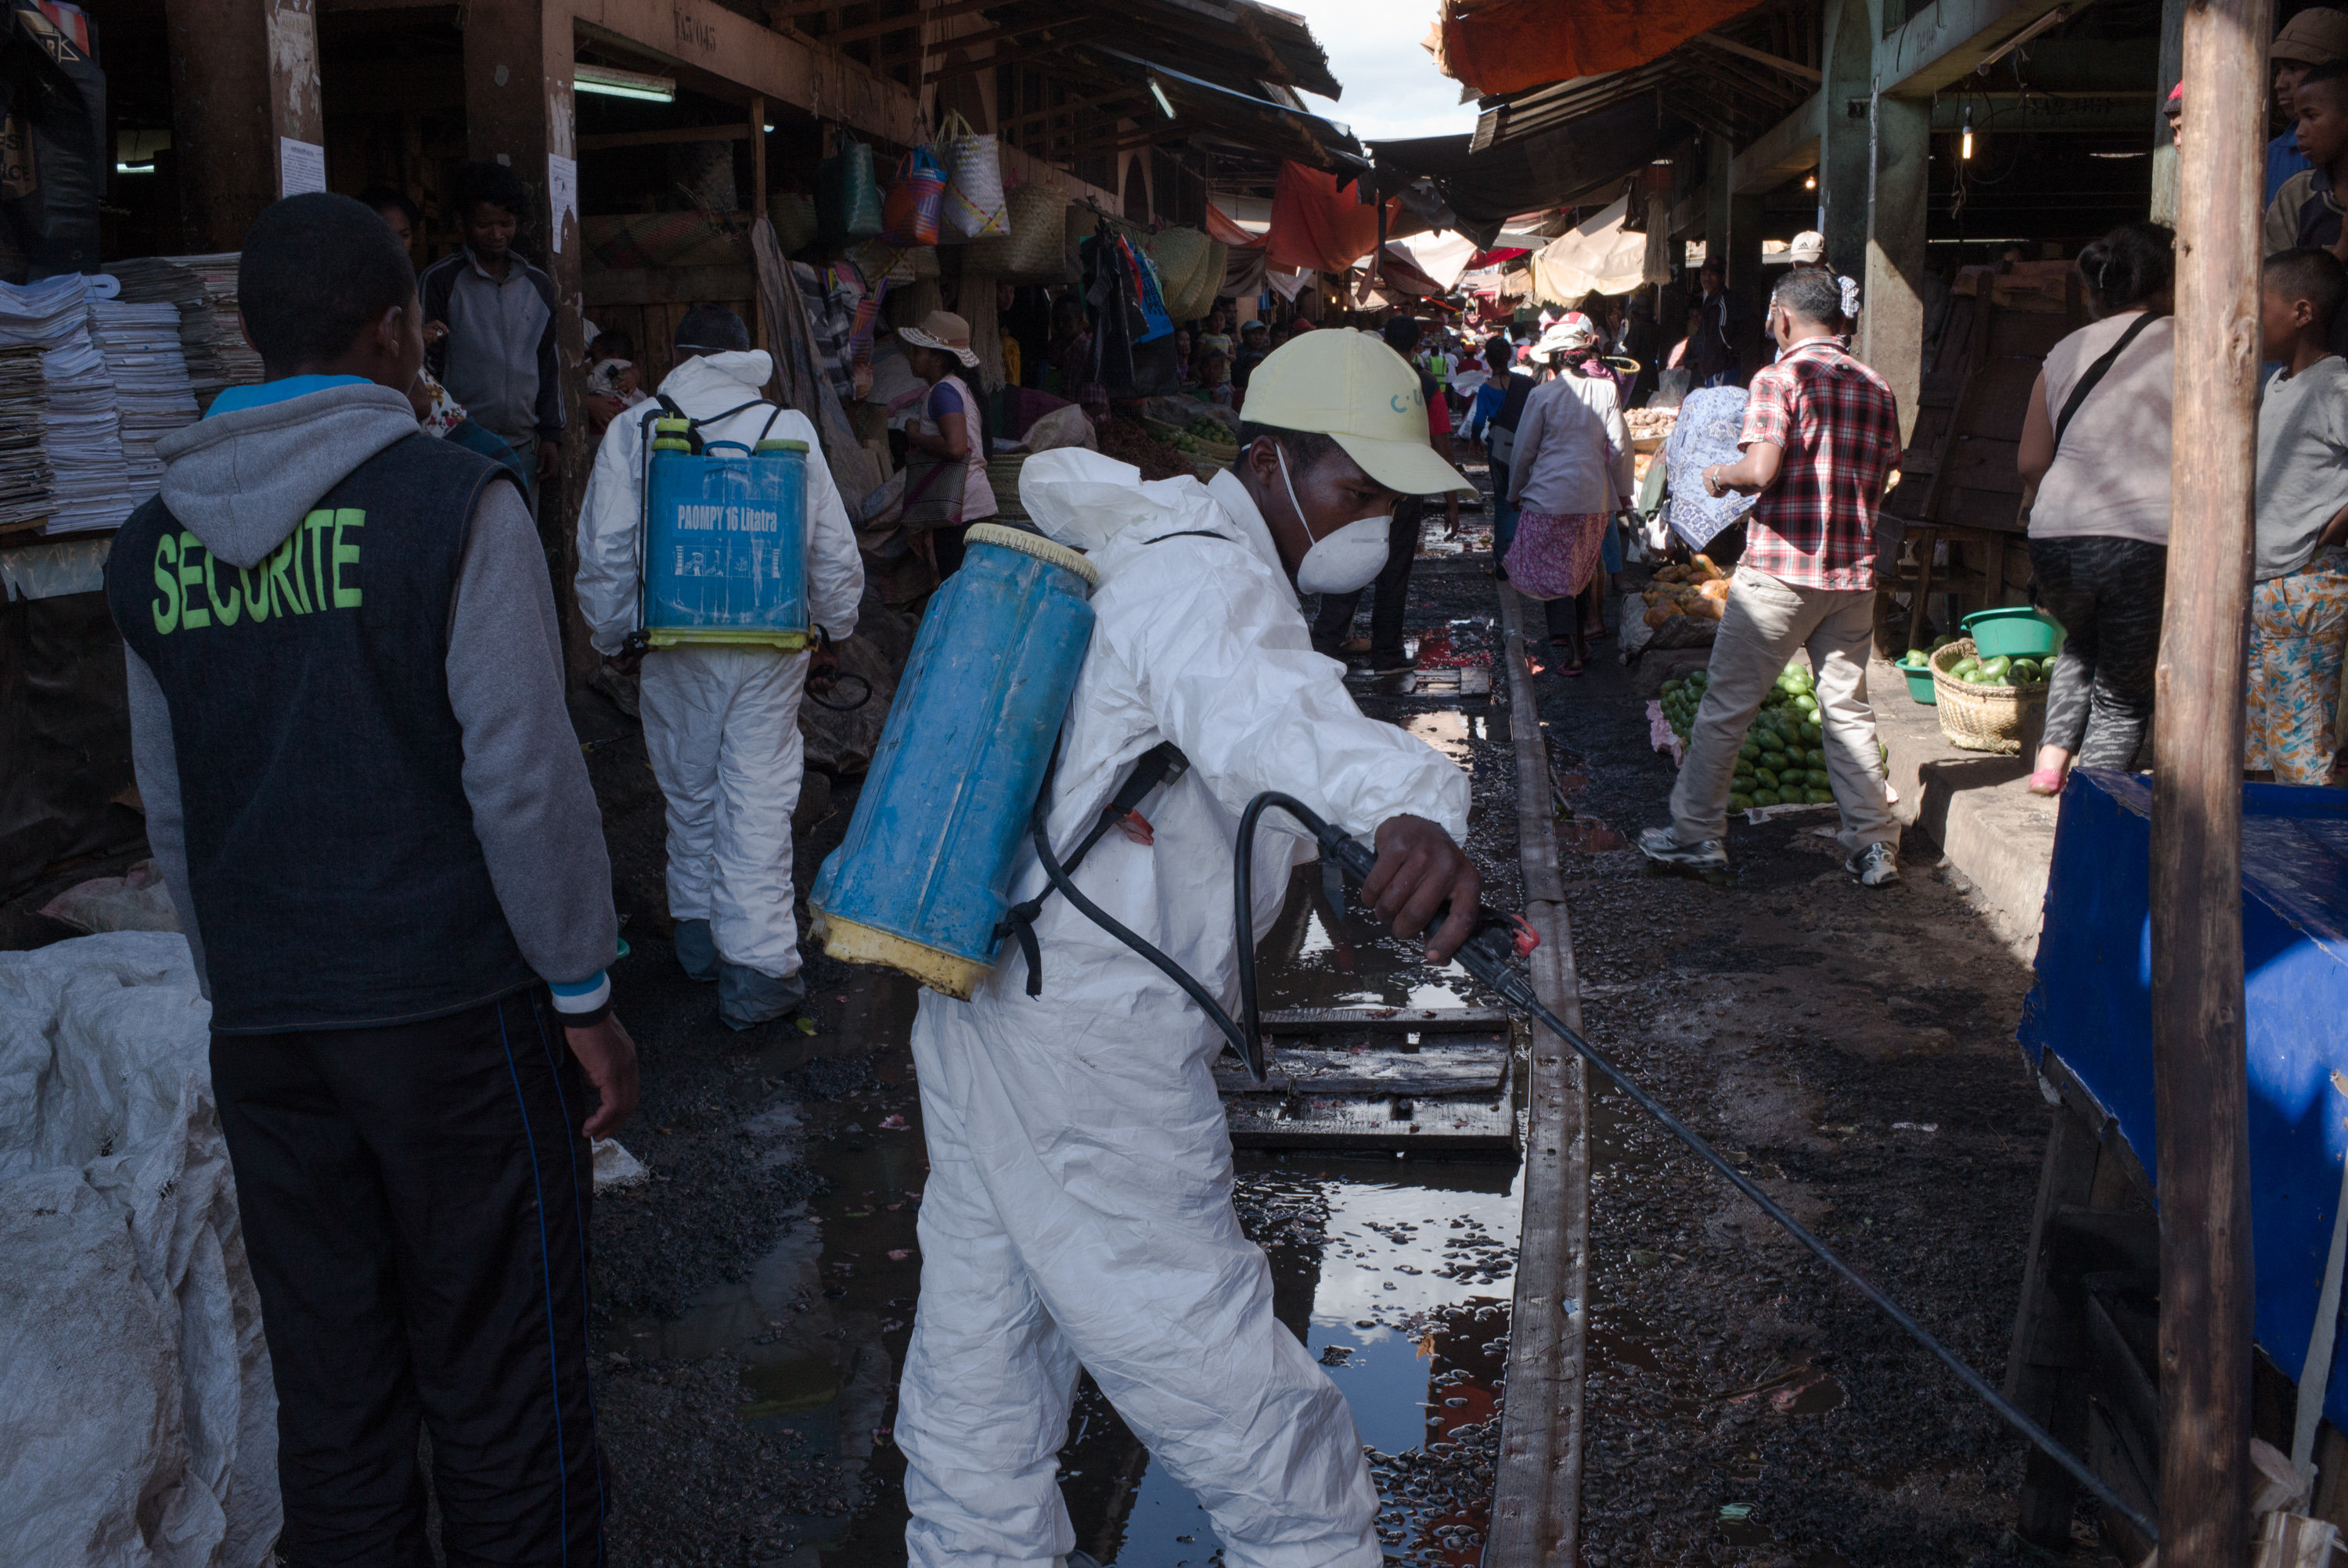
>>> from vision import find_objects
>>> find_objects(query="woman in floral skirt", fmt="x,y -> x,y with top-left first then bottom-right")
1505,329 -> 1626,674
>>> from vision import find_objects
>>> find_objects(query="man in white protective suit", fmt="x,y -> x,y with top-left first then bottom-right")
898,329 -> 1480,1568
576,305 -> 864,1028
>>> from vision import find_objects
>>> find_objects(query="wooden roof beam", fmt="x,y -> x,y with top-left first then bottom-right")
814,0 -> 999,45
925,28 -> 1107,82
1693,31 -> 1822,84
996,88 -> 1143,128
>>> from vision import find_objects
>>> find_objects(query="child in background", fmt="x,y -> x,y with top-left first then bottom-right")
2248,247 -> 2348,784
1199,349 -> 1235,408
585,329 -> 649,442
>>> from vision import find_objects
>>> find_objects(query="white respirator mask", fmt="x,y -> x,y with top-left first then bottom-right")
1273,441 -> 1392,595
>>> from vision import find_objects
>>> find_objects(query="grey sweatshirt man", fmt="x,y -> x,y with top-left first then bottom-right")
124,382 -> 615,1005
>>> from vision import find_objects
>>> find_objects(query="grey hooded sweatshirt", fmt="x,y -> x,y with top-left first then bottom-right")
125,381 -> 617,1007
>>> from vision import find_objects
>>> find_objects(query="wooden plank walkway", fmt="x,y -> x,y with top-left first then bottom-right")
1217,1008 -> 1522,1152
1486,580 -> 1593,1568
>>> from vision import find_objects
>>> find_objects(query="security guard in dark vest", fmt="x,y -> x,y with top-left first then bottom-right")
106,192 -> 633,1566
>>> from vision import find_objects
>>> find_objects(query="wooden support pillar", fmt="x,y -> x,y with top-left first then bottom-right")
1704,132 -> 1765,301
464,0 -> 597,685
1704,132 -> 1734,278
2152,0 -> 2268,1555
1857,94 -> 1928,442
749,95 -> 778,398
1820,0 -> 1872,279
164,0 -> 324,251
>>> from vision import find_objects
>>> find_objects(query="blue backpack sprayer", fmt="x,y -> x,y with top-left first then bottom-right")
632,399 -> 812,653
801,512 -> 2155,1538
627,397 -> 872,709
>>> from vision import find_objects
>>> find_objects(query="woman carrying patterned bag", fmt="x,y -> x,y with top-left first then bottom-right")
1504,323 -> 1626,674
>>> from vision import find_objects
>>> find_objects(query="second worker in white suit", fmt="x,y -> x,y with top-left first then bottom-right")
576,305 -> 864,1027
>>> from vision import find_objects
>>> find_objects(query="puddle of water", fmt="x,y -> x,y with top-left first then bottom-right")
1054,1158 -> 1522,1568
1255,861 -> 1481,1014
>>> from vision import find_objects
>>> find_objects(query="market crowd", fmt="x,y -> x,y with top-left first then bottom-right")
103,175 -> 1486,1567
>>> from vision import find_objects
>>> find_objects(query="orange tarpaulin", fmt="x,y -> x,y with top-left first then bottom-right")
1436,0 -> 1766,99
1265,161 -> 1400,276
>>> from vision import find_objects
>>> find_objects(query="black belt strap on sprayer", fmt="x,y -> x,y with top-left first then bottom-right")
1226,792 -> 2162,1548
995,739 -> 1190,1003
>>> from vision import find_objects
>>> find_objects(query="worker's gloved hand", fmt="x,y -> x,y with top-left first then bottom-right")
808,647 -> 842,692
1363,814 -> 1482,965
566,1014 -> 640,1138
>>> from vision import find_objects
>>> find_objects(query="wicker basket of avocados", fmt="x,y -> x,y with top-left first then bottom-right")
1929,636 -> 2047,753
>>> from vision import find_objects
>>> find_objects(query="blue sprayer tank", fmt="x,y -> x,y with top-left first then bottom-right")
640,415 -> 811,649
808,523 -> 1099,998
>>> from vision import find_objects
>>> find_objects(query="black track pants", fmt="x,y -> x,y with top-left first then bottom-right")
211,989 -> 606,1567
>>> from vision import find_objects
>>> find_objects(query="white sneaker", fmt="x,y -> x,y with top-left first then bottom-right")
1636,826 -> 1728,871
1846,842 -> 1900,887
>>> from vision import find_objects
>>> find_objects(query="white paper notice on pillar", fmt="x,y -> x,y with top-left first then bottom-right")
548,155 -> 578,255
279,137 -> 326,197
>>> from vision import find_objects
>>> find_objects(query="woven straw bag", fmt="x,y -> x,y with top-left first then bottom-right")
940,110 -> 1008,239
1929,638 -> 2046,753
967,183 -> 1071,280
1147,227 -> 1212,315
770,192 -> 819,257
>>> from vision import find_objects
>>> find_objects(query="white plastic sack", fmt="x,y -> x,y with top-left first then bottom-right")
941,114 -> 1007,240
39,860 -> 182,935
1018,404 -> 1097,455
0,932 -> 278,1567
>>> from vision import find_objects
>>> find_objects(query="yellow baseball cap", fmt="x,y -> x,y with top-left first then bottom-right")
1241,330 -> 1475,496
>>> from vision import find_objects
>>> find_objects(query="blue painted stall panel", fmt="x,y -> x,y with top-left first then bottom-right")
2020,771 -> 2348,1427
807,524 -> 1099,998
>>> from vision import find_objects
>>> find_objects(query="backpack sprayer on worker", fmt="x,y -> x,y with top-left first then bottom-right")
624,400 -> 867,710
802,509 -> 2156,1546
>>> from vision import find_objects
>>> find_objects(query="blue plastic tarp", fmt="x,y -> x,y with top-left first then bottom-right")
2018,770 -> 2348,1429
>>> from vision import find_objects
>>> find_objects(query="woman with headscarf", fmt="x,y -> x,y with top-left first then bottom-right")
1546,313 -> 1637,638
1504,318 -> 1629,674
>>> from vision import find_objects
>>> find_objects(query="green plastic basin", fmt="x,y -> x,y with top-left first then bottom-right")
1961,606 -> 2065,660
1896,657 -> 1937,706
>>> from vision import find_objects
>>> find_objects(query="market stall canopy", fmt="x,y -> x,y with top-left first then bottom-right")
1203,204 -> 1265,248
790,0 -> 1356,183
1393,231 -> 1481,291
1528,196 -> 1656,304
1265,160 -> 1400,274
1431,0 -> 1776,99
1370,99 -> 1687,243
1459,0 -> 1821,153
1369,242 -> 1449,297
1074,45 -> 1367,171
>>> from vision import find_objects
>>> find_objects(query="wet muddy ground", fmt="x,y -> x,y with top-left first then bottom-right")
576,485 -> 2109,1566
1504,584 -> 2119,1566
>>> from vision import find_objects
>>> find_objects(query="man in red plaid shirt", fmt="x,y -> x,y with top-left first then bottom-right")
1638,269 -> 1907,886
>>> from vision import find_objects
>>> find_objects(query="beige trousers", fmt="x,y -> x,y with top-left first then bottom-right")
1668,564 -> 1897,856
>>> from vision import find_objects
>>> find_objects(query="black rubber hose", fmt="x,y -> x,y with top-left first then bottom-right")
1232,789 -> 2160,1548
806,671 -> 872,712
1028,789 -> 1263,1081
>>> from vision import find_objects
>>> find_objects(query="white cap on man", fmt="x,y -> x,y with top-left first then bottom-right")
1786,231 -> 1828,265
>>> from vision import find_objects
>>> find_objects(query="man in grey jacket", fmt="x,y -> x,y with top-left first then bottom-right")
105,192 -> 631,1566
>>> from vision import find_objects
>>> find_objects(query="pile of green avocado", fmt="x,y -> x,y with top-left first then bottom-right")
1662,664 -> 1838,811
1905,635 -> 2050,688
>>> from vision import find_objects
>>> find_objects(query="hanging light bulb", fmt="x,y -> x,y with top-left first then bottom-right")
1804,173 -> 1817,190
1961,106 -> 1975,161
